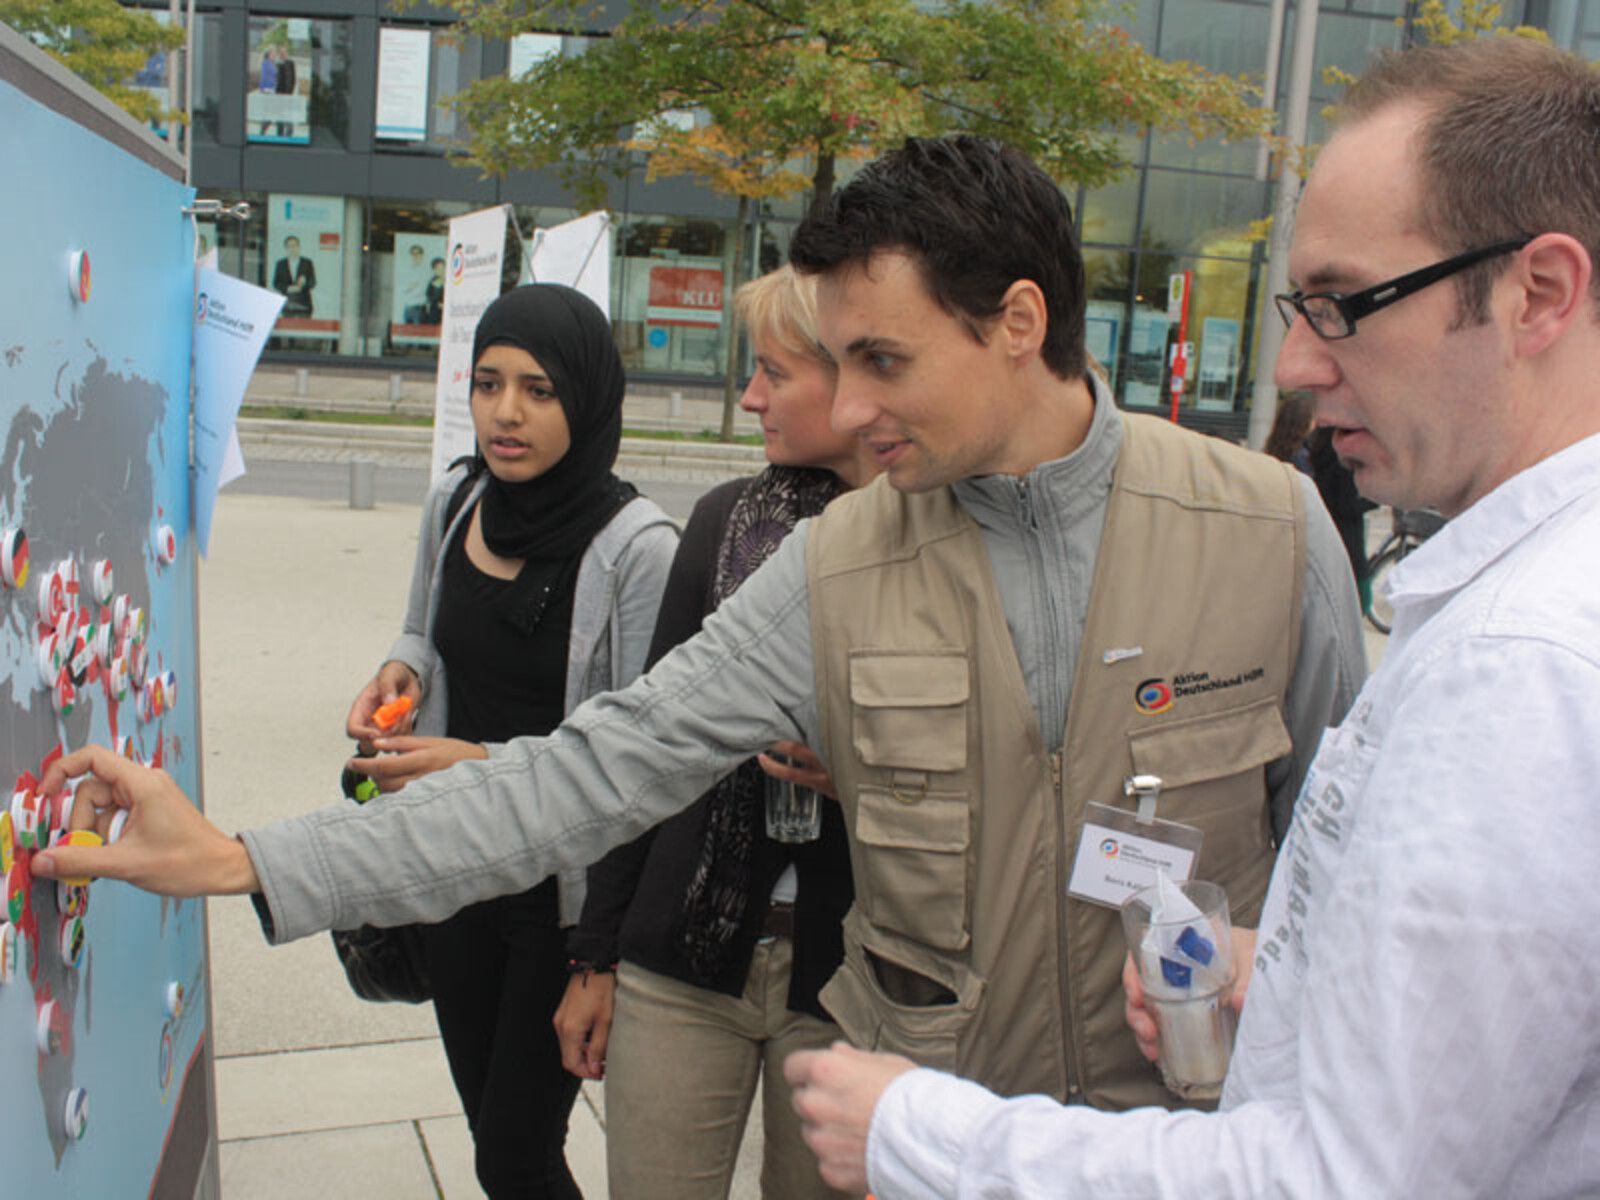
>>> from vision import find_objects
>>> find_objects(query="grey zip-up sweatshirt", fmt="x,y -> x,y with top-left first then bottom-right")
244,385 -> 1366,943
344,463 -> 678,927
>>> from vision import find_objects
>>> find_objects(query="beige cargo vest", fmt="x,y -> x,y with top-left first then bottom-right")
806,412 -> 1305,1109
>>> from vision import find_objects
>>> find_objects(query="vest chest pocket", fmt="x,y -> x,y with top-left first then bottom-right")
849,651 -> 969,772
1125,697 -> 1291,900
853,785 -> 971,951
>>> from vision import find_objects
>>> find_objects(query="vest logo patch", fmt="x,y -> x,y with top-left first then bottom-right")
1134,679 -> 1174,714
1136,667 -> 1267,714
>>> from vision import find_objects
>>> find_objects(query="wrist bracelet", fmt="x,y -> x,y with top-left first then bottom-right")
566,957 -> 617,980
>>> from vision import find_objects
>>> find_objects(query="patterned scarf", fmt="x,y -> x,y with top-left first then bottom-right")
679,464 -> 847,981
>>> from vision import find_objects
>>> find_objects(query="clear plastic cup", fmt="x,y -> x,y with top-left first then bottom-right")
1120,878 -> 1237,1100
763,755 -> 821,843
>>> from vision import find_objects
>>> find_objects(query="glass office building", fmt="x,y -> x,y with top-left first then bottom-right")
152,0 -> 1600,426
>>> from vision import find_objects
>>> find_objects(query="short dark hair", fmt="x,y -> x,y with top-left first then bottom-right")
789,136 -> 1086,380
284,235 -> 300,248
1340,37 -> 1600,321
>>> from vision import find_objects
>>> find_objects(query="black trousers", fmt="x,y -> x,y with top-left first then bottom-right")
421,877 -> 583,1199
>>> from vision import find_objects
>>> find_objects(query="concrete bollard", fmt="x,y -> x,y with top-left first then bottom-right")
669,389 -> 683,419
295,367 -> 310,397
388,373 -> 404,404
349,458 -> 376,510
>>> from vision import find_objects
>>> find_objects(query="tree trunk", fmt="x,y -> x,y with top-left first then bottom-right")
719,193 -> 751,442
809,151 -> 837,218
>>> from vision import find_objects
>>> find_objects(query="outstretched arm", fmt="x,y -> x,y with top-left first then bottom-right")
35,746 -> 259,895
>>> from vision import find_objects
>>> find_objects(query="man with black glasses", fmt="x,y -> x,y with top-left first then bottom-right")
786,35 -> 1600,1198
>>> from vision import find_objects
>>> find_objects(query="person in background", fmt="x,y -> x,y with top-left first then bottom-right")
424,256 -> 446,325
554,266 -> 874,1200
400,243 -> 430,324
1306,423 -> 1376,610
343,283 -> 678,1197
1263,390 -> 1314,474
271,235 -> 315,317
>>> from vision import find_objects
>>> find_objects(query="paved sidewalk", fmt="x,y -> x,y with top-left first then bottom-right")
200,486 -> 766,1198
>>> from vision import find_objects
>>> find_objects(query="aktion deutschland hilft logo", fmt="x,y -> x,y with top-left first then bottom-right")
1134,678 -> 1174,715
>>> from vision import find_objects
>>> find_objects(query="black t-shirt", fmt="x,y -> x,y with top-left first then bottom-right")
432,508 -> 576,744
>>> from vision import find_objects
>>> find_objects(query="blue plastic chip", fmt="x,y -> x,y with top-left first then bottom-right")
1176,925 -> 1215,966
1160,956 -> 1192,988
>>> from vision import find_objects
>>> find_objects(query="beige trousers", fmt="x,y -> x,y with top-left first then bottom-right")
604,939 -> 858,1200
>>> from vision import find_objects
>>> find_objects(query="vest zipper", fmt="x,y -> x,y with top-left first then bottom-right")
1051,749 -> 1083,1100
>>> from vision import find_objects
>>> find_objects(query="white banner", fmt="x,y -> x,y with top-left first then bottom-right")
430,205 -> 510,482
527,211 -> 612,318
376,27 -> 430,142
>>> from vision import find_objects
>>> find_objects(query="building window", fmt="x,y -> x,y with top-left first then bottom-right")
615,216 -> 733,379
246,16 -> 351,147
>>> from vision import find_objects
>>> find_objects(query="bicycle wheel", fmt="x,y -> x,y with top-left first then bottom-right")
1365,542 -> 1407,634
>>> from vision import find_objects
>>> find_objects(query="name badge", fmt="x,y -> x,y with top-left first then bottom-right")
1066,801 -> 1203,909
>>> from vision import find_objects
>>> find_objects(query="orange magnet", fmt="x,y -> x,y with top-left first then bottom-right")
373,694 -> 414,732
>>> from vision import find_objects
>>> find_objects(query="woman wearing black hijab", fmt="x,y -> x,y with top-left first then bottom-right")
345,284 -> 678,1196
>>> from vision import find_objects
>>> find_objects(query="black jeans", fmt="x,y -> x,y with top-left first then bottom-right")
422,876 -> 582,1199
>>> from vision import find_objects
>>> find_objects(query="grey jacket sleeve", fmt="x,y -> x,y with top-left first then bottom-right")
384,472 -> 454,691
1266,473 -> 1369,842
241,522 -> 820,944
609,521 -> 680,689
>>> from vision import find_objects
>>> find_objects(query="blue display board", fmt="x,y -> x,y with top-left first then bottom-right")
0,35 -> 213,1199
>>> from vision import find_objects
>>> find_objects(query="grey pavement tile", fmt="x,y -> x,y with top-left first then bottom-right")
216,1040 -> 460,1141
220,1122 -> 441,1199
417,1114 -> 481,1199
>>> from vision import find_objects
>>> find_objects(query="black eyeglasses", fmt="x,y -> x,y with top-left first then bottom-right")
1274,237 -> 1532,340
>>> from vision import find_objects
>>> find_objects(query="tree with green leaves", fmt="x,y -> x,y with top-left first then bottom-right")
440,0 -> 1271,430
2,0 -> 185,125
447,0 -> 1270,210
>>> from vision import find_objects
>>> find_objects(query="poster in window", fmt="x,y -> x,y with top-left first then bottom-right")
376,27 -> 430,142
266,193 -> 344,339
392,233 -> 446,345
1196,317 -> 1240,412
509,33 -> 562,77
646,265 -> 724,328
1084,301 -> 1122,392
247,17 -> 311,145
1123,308 -> 1170,408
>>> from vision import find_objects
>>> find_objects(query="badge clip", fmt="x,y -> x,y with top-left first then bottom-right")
1124,774 -> 1163,825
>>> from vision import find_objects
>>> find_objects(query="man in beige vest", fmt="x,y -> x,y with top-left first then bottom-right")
788,38 -> 1600,1200
38,139 -> 1363,1119
783,136 -> 1364,1109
